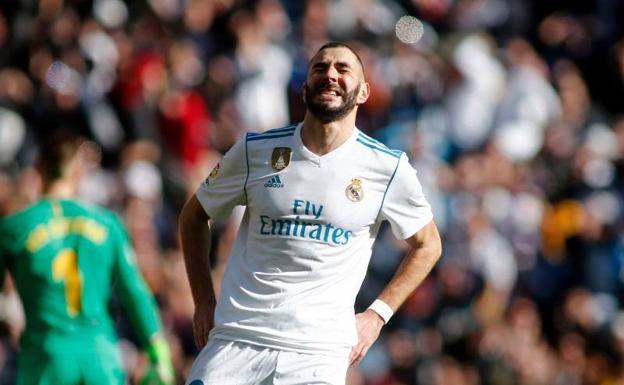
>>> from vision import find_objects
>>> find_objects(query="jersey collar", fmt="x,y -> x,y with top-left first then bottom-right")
293,122 -> 360,166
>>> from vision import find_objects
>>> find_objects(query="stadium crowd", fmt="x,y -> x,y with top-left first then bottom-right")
1,0 -> 624,384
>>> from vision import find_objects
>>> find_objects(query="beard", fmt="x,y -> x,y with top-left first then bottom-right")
305,83 -> 360,123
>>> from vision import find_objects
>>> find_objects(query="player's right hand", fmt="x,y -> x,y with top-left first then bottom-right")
193,304 -> 215,349
142,335 -> 175,385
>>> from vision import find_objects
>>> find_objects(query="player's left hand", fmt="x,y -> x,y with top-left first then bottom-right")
349,309 -> 385,367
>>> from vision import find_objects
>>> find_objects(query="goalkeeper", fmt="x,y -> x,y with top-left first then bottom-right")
0,136 -> 174,385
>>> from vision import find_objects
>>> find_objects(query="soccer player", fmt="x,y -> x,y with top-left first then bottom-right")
0,137 -> 174,385
180,41 -> 442,385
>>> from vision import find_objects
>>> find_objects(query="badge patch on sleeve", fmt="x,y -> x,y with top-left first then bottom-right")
271,147 -> 291,171
204,162 -> 220,184
346,177 -> 364,202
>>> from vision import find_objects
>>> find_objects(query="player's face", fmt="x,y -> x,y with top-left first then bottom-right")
304,47 -> 365,123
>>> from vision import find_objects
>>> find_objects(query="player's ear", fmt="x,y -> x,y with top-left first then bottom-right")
356,82 -> 370,105
302,82 -> 308,103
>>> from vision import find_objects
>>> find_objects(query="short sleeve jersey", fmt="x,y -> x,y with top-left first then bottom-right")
0,199 -> 161,346
196,123 -> 433,356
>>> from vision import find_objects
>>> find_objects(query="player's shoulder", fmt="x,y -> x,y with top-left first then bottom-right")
60,199 -> 121,226
0,199 -> 40,222
244,124 -> 298,145
0,200 -> 45,246
242,124 -> 299,166
353,131 -> 404,169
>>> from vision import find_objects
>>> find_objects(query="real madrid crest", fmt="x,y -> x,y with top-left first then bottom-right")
271,147 -> 291,171
346,177 -> 364,202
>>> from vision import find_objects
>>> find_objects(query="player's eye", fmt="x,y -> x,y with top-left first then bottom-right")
312,64 -> 328,72
335,64 -> 352,74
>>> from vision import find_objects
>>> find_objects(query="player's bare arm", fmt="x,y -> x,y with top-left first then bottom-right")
350,219 -> 442,366
179,194 -> 217,349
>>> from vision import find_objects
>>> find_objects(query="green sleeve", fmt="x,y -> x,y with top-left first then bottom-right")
110,214 -> 163,346
0,220 -> 9,288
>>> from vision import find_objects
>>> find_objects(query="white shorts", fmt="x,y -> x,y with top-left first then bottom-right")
185,338 -> 349,385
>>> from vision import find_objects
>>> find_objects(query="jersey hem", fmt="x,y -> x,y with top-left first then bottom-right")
209,330 -> 352,358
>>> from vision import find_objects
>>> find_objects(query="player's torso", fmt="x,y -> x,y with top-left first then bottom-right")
240,125 -> 401,271
0,199 -> 118,335
213,125 -> 404,350
246,151 -> 384,242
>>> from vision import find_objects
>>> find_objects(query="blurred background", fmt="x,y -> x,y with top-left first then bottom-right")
1,0 -> 624,384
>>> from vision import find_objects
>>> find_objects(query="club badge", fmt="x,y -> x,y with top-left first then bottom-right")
271,147 -> 291,171
345,177 -> 364,202
204,162 -> 220,184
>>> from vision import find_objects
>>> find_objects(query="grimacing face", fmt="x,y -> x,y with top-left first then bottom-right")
304,47 -> 366,123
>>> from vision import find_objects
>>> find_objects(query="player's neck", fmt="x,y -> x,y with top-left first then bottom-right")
45,180 -> 77,199
301,113 -> 356,155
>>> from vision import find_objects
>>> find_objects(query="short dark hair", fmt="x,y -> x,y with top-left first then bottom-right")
313,41 -> 364,73
36,133 -> 84,184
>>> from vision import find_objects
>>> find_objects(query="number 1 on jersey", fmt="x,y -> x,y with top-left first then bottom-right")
52,249 -> 83,317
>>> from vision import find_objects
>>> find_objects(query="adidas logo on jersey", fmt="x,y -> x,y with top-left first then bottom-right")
264,175 -> 284,188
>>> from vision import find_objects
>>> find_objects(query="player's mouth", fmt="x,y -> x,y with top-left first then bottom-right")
315,87 -> 342,99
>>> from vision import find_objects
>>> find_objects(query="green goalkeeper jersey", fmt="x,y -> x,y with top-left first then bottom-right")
0,198 -> 162,345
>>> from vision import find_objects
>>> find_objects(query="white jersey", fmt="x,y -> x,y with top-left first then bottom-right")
196,123 -> 433,356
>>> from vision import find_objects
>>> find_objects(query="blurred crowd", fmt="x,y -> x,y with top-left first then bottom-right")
1,0 -> 624,384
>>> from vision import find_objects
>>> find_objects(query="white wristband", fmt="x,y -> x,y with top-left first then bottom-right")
367,299 -> 394,324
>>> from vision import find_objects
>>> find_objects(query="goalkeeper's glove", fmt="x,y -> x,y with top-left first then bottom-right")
140,335 -> 175,385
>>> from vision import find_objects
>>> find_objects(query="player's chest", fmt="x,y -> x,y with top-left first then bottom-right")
245,159 -> 389,229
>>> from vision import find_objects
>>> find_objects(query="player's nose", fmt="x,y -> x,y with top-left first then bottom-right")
319,65 -> 339,83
